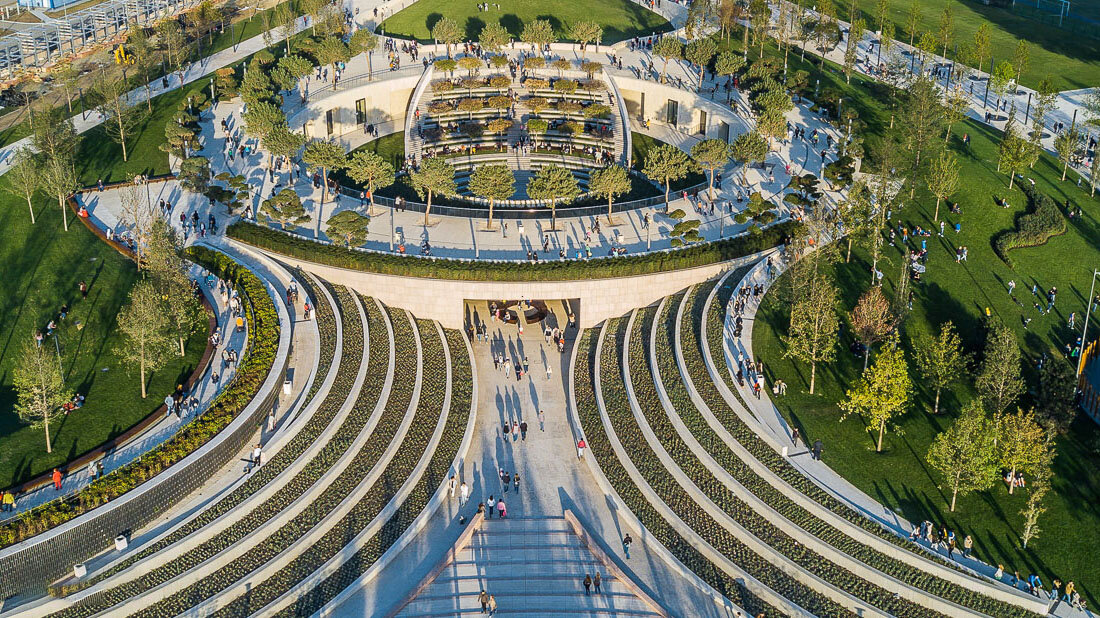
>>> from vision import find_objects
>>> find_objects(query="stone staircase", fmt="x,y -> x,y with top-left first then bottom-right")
394,516 -> 663,617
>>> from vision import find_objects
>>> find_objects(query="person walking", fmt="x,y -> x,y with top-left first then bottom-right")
513,472 -> 520,492
502,471 -> 511,492
577,438 -> 586,458
478,589 -> 489,613
583,574 -> 592,595
460,481 -> 469,506
623,534 -> 632,558
52,468 -> 62,491
448,475 -> 457,498
488,594 -> 497,614
538,409 -> 545,430
79,280 -> 88,299
1008,280 -> 1016,295
594,572 -> 602,593
791,427 -> 800,445
520,421 -> 528,440
2,491 -> 14,512
496,498 -> 506,518
487,495 -> 496,519
812,439 -> 823,461
963,534 -> 973,558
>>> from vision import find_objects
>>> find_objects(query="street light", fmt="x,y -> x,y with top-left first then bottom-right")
1077,269 -> 1100,378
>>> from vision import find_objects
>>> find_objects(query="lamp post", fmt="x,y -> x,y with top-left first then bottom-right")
1078,269 -> 1100,378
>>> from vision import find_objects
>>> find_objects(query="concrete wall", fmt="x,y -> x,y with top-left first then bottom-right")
248,241 -> 768,329
615,77 -> 751,142
288,74 -> 420,141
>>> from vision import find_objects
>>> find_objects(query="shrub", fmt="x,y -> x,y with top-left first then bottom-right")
994,184 -> 1067,268
430,79 -> 454,93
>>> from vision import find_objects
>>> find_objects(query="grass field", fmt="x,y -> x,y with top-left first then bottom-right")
834,0 -> 1100,91
0,187 -> 204,489
742,49 -> 1100,610
379,0 -> 673,44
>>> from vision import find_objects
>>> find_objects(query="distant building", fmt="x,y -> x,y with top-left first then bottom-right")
18,0 -> 83,10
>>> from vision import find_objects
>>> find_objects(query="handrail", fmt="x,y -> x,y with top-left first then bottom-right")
404,63 -> 434,159
603,67 -> 633,168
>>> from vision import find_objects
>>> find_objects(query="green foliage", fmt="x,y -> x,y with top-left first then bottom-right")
325,210 -> 371,246
993,184 -> 1066,267
261,188 -> 309,229
927,401 -> 999,511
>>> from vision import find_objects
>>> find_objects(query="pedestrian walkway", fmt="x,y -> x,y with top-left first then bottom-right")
0,262 -> 246,521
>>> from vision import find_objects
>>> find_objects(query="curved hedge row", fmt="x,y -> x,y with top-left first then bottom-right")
694,278 -> 1041,618
125,300 -> 413,617
620,305 -> 872,617
993,184 -> 1067,268
226,219 -> 798,281
296,271 -> 338,404
54,285 -> 368,613
265,326 -> 475,616
208,315 -> 450,617
0,246 -> 280,550
575,321 -> 787,618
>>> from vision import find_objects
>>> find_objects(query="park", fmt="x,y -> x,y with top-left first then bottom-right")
0,0 -> 1097,615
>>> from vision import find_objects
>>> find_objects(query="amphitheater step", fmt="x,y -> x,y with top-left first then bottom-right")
393,516 -> 663,617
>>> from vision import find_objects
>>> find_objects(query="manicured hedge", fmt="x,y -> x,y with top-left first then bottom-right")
53,285 -> 367,612
575,321 -> 787,618
994,184 -> 1067,268
227,219 -> 799,281
0,247 -> 279,551
691,279 -> 1041,618
208,314 -> 450,617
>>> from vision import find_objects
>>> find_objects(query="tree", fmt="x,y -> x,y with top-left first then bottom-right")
243,100 -> 286,144
730,130 -> 768,181
1019,459 -> 1051,548
840,333 -> 912,452
528,164 -> 580,231
156,19 -> 192,84
977,323 -> 1025,416
998,106 -> 1031,190
715,51 -> 745,102
1036,358 -> 1077,434
995,407 -> 1051,494
346,150 -> 395,216
927,400 -> 999,511
686,38 -> 718,92
480,22 -> 510,54
303,140 -> 347,213
1092,147 -> 1100,197
971,23 -> 991,75
837,182 -> 874,262
1012,40 -> 1030,88
570,21 -> 602,61
116,279 -> 172,399
410,156 -> 457,226
13,339 -> 70,454
263,124 -> 306,179
844,18 -> 866,83
589,164 -> 631,221
900,76 -> 945,186
276,55 -> 314,97
652,37 -> 683,85
734,191 -> 776,230
691,139 -> 730,202
5,147 -> 40,224
520,19 -> 555,51
850,287 -> 896,370
942,87 -> 969,144
127,26 -> 160,111
120,180 -> 155,269
314,36 -> 351,86
783,260 -> 839,394
912,321 -> 966,415
41,155 -> 77,232
905,0 -> 920,49
150,222 -> 203,357
468,163 -> 515,229
989,60 -> 1015,108
272,2 -> 296,54
459,55 -> 484,77
813,0 -> 840,64
642,143 -> 691,212
349,29 -> 379,78
33,106 -> 79,162
749,0 -> 770,58
261,188 -> 310,229
300,0 -> 325,35
1054,125 -> 1080,181
326,210 -> 371,246
179,156 -> 211,194
926,149 -> 959,222
90,70 -> 151,162
936,5 -> 953,59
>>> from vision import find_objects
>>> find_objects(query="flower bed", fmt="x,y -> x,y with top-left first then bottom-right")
573,323 -> 785,618
52,285 -> 368,611
227,220 -> 797,281
0,247 -> 279,551
264,327 -> 475,616
691,279 -> 1040,618
208,315 -> 451,617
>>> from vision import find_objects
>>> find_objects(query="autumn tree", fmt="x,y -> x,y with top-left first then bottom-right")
998,106 -> 1032,190
13,341 -> 70,453
840,332 -> 912,452
468,163 -> 515,229
850,287 -> 896,370
410,156 -> 457,225
927,400 -> 998,511
480,22 -> 510,55
1020,446 -> 1053,547
995,407 -> 1051,495
117,279 -> 173,399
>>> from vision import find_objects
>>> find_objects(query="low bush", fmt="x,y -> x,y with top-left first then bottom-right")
994,184 -> 1067,268
227,220 -> 798,281
0,247 -> 279,551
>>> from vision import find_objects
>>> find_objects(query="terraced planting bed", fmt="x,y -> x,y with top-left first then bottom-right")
572,323 -> 784,618
208,314 -> 450,616
266,326 -> 475,616
52,285 -> 368,614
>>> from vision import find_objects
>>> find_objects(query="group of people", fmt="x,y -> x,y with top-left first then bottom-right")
909,520 -> 973,561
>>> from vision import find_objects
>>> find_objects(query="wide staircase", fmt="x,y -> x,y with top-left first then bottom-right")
570,263 -> 1053,618
395,516 -> 662,617
23,271 -> 477,618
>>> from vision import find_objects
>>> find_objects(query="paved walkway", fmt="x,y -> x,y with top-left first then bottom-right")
0,263 -> 245,520
332,301 -> 738,617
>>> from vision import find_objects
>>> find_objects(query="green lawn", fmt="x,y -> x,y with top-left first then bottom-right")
834,0 -> 1100,91
753,113 -> 1100,610
0,187 -> 205,488
379,0 -> 673,44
